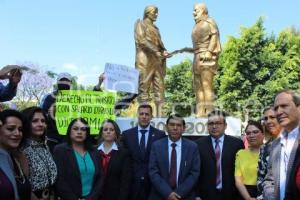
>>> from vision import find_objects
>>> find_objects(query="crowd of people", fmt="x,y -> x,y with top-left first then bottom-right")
0,67 -> 300,200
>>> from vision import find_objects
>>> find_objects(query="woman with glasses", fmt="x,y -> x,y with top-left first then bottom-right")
0,109 -> 31,200
235,120 -> 264,200
97,119 -> 131,200
21,106 -> 57,199
53,118 -> 103,200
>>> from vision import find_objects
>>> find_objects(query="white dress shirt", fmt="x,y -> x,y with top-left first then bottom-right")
97,142 -> 119,153
138,125 -> 150,146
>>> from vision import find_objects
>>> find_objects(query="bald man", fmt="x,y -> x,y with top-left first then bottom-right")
192,3 -> 221,117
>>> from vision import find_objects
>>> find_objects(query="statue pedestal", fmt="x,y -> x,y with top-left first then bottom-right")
118,99 -> 168,117
116,116 -> 242,137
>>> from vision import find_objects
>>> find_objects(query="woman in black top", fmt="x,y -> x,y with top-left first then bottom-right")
97,119 -> 131,200
53,118 -> 103,200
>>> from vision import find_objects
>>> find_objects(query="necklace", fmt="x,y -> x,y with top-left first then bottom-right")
13,157 -> 26,184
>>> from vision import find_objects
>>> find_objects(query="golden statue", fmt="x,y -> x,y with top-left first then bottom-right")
177,3 -> 221,117
134,5 -> 171,108
193,3 -> 221,116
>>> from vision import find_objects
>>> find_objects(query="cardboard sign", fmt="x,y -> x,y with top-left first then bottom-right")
104,63 -> 139,94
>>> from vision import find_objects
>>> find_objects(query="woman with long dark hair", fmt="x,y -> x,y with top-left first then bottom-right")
53,118 -> 103,200
21,106 -> 57,199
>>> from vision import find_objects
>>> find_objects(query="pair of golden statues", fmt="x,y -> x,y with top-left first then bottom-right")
134,3 -> 221,117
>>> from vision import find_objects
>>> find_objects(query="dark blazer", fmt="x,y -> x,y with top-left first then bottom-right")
148,137 -> 200,200
53,143 -> 103,200
122,125 -> 165,200
101,148 -> 132,200
196,135 -> 244,200
285,141 -> 300,200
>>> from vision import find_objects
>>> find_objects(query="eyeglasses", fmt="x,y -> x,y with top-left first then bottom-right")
207,122 -> 224,127
245,130 -> 261,136
263,116 -> 277,121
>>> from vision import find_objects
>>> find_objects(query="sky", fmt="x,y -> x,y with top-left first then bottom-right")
0,0 -> 299,86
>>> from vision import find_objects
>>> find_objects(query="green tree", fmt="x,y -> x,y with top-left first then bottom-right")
215,18 -> 300,119
165,59 -> 195,116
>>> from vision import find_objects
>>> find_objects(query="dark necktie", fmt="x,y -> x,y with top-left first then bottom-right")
169,143 -> 177,189
140,129 -> 147,158
215,139 -> 221,187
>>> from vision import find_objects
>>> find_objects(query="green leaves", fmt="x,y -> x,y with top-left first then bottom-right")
215,18 -> 300,119
165,59 -> 195,116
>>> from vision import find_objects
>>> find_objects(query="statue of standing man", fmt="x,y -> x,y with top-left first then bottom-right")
134,5 -> 171,113
192,3 -> 221,117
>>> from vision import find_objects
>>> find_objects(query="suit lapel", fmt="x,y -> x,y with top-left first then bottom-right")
221,135 -> 229,166
106,150 -> 117,176
130,127 -> 142,159
272,139 -> 281,199
146,126 -> 156,154
162,138 -> 169,178
286,127 -> 300,184
207,136 -> 216,161
178,139 -> 187,183
67,147 -> 81,183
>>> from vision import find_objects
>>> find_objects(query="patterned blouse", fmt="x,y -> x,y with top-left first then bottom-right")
22,139 -> 57,191
257,138 -> 274,199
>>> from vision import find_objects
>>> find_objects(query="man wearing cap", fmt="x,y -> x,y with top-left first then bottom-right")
40,72 -> 72,152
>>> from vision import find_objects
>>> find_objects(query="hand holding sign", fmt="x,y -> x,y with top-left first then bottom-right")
0,65 -> 20,79
0,65 -> 28,85
104,63 -> 139,94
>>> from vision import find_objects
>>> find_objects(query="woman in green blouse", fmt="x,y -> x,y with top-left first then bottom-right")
53,118 -> 103,200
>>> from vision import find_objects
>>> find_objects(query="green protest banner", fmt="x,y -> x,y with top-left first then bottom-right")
55,90 -> 116,135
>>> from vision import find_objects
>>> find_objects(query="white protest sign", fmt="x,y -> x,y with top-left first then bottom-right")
104,63 -> 139,94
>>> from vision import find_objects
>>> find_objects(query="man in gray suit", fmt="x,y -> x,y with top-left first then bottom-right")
263,89 -> 300,200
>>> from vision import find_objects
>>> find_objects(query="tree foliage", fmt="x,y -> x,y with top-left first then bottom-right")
215,18 -> 300,119
165,59 -> 195,116
15,63 -> 54,109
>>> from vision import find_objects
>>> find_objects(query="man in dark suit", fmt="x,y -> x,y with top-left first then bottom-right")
148,114 -> 200,200
196,110 -> 244,200
122,104 -> 165,200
